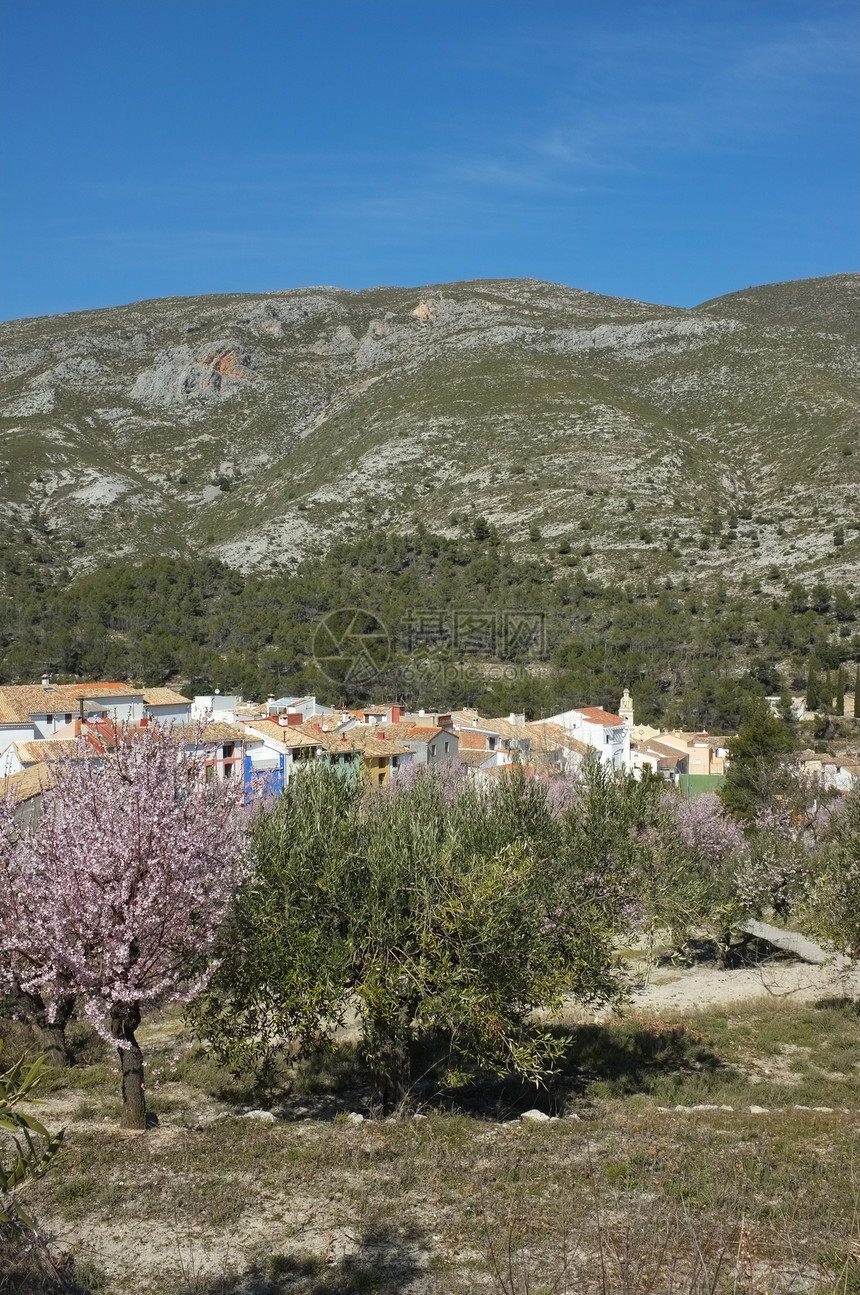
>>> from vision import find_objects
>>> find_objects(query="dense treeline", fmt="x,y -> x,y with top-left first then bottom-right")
1,523 -> 858,730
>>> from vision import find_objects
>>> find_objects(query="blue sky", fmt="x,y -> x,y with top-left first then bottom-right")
1,0 -> 857,320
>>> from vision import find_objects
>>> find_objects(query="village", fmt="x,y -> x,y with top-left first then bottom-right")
2,676 -> 858,812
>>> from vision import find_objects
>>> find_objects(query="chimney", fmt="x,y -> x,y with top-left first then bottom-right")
418,708 -> 425,717
41,673 -> 50,689
286,712 -> 302,727
390,705 -> 403,723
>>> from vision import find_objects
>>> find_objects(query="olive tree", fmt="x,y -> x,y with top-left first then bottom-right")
195,763 -> 649,1109
802,788 -> 860,960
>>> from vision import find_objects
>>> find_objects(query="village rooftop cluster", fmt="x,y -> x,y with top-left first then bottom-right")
2,677 -> 857,809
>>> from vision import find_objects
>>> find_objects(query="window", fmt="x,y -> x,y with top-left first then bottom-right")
223,743 -> 235,758
444,741 -> 449,753
205,765 -> 215,784
64,714 -> 72,725
378,772 -> 385,784
430,744 -> 436,756
223,762 -> 233,778
488,736 -> 496,750
45,714 -> 53,724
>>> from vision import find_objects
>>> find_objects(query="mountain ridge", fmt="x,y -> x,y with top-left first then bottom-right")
1,273 -> 857,590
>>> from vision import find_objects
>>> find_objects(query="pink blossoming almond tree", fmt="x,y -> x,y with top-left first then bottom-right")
0,721 -> 248,1130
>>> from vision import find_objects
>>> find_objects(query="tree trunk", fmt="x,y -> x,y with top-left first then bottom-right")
366,1001 -> 415,1113
110,1003 -> 146,1131
39,1023 -> 70,1070
374,1034 -> 411,1113
15,989 -> 74,1068
716,928 -> 733,970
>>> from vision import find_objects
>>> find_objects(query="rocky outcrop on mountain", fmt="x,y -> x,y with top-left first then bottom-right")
0,274 -> 857,588
130,341 -> 256,407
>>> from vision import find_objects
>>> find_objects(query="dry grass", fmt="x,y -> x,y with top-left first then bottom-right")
2,996 -> 859,1294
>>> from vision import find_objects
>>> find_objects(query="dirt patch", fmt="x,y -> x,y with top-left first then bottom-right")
614,954 -> 860,1017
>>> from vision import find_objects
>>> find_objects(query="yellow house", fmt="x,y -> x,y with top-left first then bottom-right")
656,731 -> 729,776
317,726 -> 412,787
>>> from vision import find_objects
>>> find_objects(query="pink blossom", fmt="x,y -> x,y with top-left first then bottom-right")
0,720 -> 248,1047
667,792 -> 744,864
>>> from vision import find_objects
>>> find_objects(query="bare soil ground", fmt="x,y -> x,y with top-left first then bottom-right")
619,949 -> 860,1017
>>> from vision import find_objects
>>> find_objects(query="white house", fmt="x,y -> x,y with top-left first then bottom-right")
526,721 -> 590,773
544,706 -> 631,771
142,688 -> 193,723
191,693 -> 244,722
264,694 -> 336,723
0,682 -> 112,772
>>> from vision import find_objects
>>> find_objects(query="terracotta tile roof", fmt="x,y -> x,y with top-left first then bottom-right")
234,702 -> 269,719
201,722 -> 246,744
634,739 -> 686,770
449,711 -> 532,741
526,721 -> 590,756
458,730 -> 490,750
361,738 -> 412,757
14,739 -> 84,766
450,709 -> 498,732
0,685 -> 84,722
576,707 -> 626,727
646,739 -> 686,758
142,688 -> 191,706
456,749 -> 496,768
486,718 -> 534,741
318,728 -> 411,757
1,762 -> 51,804
0,700 -> 23,724
372,721 -> 422,740
244,720 -> 321,749
665,731 -> 729,749
0,684 -> 134,722
66,682 -> 141,696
